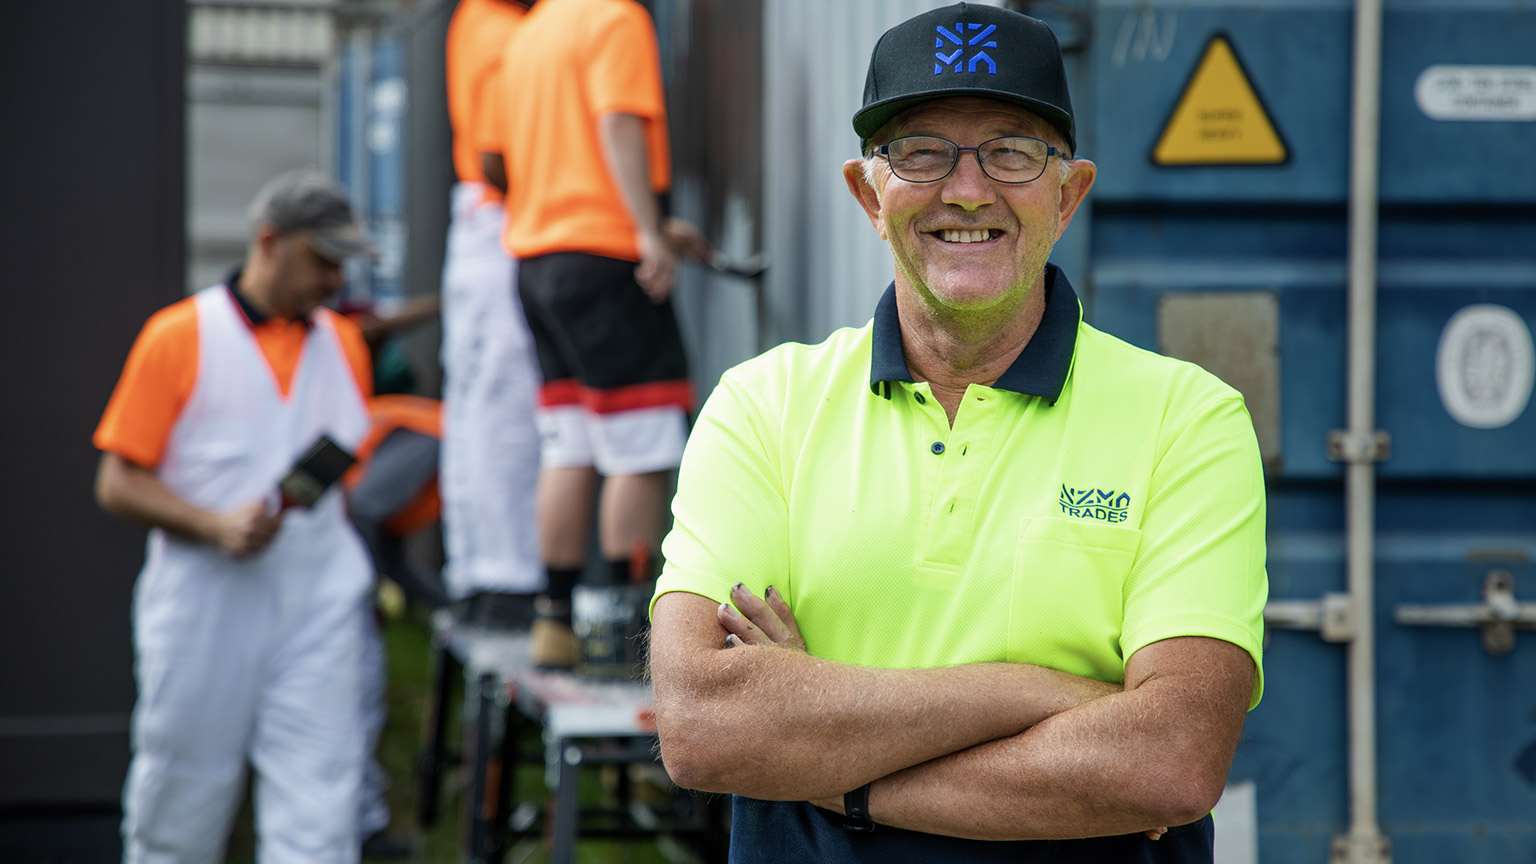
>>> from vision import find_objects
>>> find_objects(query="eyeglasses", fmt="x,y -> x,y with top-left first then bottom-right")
874,135 -> 1059,184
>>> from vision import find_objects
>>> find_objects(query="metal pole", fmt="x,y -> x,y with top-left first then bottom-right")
1338,0 -> 1389,861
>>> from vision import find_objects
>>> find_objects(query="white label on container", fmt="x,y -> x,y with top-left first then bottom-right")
1436,304 -> 1534,429
1416,65 -> 1536,121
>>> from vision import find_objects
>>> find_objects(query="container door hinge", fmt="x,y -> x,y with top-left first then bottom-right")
1265,593 -> 1356,642
1394,570 -> 1536,657
1331,833 -> 1392,864
1327,429 -> 1391,463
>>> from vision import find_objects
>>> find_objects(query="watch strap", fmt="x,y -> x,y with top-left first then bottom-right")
843,782 -> 875,832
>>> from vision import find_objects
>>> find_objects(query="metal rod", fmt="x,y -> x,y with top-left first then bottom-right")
1342,0 -> 1388,859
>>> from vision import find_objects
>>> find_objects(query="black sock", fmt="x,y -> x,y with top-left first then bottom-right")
540,567 -> 579,625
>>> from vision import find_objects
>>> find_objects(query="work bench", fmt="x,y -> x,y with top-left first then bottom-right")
416,614 -> 729,863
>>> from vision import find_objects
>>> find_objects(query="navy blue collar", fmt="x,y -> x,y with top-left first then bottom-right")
224,268 -> 313,330
868,262 -> 1080,405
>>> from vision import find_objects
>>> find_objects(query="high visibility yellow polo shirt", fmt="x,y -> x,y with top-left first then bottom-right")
655,265 -> 1267,707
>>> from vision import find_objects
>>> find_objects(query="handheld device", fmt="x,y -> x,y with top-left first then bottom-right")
278,434 -> 356,509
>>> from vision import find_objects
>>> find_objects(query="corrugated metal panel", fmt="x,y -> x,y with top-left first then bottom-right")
656,0 -> 767,395
188,3 -> 334,65
761,0 -> 1013,349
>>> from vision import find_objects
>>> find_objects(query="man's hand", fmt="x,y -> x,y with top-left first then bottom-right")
718,583 -> 807,652
212,499 -> 283,558
636,229 -> 678,302
663,217 -> 712,264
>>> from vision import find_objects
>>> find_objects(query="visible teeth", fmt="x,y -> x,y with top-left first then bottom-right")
940,229 -> 992,243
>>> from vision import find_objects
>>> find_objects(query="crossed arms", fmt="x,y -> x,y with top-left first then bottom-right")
649,585 -> 1254,842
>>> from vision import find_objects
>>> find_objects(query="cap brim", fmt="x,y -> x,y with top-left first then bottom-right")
854,91 -> 1074,153
305,224 -> 374,263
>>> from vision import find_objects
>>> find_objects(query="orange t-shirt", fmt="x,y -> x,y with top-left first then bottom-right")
445,0 -> 526,192
488,0 -> 671,261
93,287 -> 374,470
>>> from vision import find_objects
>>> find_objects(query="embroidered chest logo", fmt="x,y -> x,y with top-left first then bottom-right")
935,23 -> 999,75
1059,486 -> 1132,524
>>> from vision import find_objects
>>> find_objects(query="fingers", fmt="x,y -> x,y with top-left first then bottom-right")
730,582 -> 797,645
220,501 -> 284,558
636,261 -> 675,302
717,583 -> 806,652
662,217 -> 712,262
762,585 -> 807,652
717,601 -> 770,645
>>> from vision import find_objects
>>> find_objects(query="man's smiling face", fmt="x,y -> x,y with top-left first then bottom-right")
847,97 -> 1094,328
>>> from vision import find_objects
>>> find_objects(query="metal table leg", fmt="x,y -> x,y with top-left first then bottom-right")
466,671 -> 498,864
416,634 -> 457,827
551,738 -> 582,864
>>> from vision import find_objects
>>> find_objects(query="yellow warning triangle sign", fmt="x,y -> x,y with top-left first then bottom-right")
1153,34 -> 1287,166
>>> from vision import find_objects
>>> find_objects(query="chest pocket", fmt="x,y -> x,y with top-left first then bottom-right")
1007,517 -> 1142,681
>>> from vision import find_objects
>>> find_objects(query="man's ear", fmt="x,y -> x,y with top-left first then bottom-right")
252,222 -> 284,258
1054,158 -> 1096,240
843,158 -> 887,240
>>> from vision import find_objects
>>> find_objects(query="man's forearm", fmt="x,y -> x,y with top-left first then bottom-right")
650,592 -> 1117,802
858,637 -> 1254,841
95,452 -> 217,543
597,112 -> 663,237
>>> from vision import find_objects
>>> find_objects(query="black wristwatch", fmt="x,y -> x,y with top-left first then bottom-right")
843,782 -> 875,832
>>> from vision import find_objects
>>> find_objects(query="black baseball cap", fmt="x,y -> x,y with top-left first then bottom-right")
853,3 -> 1075,154
247,167 -> 373,263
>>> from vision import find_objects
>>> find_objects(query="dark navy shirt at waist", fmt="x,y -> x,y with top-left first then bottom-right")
727,797 -> 1214,864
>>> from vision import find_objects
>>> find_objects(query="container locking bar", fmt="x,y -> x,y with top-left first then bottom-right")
1394,570 -> 1536,657
1327,429 -> 1391,464
1265,594 -> 1357,643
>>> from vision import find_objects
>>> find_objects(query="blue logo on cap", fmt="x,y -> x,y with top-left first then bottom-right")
934,22 -> 998,75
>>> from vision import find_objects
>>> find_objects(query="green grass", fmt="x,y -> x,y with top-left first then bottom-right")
227,606 -> 708,863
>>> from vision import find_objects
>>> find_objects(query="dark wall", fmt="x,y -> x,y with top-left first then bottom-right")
0,0 -> 185,808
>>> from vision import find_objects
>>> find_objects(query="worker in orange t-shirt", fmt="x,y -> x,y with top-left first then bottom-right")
94,168 -> 377,862
437,0 -> 551,641
477,0 -> 711,669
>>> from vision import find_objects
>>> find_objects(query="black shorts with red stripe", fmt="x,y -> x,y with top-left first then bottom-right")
516,252 -> 693,415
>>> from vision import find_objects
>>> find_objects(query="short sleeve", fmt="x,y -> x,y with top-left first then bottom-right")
653,374 -> 789,617
585,4 -> 666,121
1119,394 -> 1269,708
93,301 -> 199,469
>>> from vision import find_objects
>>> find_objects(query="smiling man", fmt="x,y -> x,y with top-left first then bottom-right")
648,4 -> 1268,863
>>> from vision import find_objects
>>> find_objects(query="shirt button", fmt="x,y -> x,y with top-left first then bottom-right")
931,441 -> 945,455
914,392 -> 926,404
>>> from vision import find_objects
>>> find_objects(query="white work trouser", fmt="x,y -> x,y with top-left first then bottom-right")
439,183 -> 542,598
122,518 -> 371,864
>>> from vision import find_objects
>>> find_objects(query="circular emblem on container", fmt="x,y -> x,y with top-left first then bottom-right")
1435,304 -> 1534,429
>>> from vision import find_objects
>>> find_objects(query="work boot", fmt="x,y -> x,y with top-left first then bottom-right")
531,595 -> 579,669
531,618 -> 579,669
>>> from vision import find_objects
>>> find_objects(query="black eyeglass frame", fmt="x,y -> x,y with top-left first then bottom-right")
873,135 -> 1061,185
